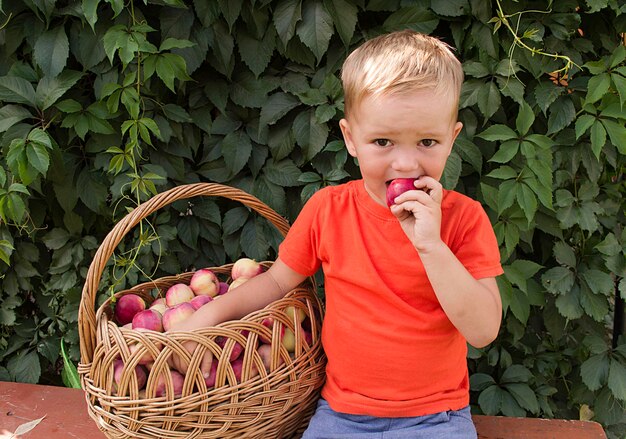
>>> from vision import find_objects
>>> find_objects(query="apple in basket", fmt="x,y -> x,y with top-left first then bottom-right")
114,294 -> 146,325
216,335 -> 245,362
165,283 -> 195,307
218,281 -> 229,295
162,302 -> 195,331
113,359 -> 147,393
259,317 -> 285,344
227,277 -> 251,292
190,294 -> 213,310
257,344 -> 284,372
132,309 -> 163,332
230,357 -> 259,383
282,326 -> 313,353
189,268 -> 220,297
154,369 -> 185,397
231,258 -> 264,280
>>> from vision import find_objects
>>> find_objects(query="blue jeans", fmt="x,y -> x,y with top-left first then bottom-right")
301,399 -> 477,439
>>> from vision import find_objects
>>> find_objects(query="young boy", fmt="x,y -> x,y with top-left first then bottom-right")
171,30 -> 503,438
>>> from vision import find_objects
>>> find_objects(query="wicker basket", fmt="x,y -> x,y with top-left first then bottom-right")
78,183 -> 326,438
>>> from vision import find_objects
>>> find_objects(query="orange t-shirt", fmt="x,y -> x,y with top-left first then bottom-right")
278,180 -> 503,417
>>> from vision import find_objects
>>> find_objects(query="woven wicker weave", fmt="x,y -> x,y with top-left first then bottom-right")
78,183 -> 326,438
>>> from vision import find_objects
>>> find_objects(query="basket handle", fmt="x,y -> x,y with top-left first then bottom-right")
78,183 -> 292,368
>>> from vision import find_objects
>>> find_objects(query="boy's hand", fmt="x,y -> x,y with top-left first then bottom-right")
167,310 -> 215,379
389,176 -> 444,253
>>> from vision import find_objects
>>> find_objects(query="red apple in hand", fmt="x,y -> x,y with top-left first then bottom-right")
386,178 -> 418,206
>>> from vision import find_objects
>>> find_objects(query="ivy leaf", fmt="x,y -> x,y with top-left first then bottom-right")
430,0 -> 469,17
477,82 -> 501,121
534,81 -> 562,115
7,350 -> 41,383
35,70 -> 83,110
0,105 -> 33,133
82,0 -> 100,29
296,0 -> 333,62
323,0 -> 357,47
34,26 -> 69,77
581,269 -> 615,297
608,359 -> 626,401
263,159 -> 302,187
547,96 -> 575,135
273,0 -> 301,46
237,25 -> 276,78
581,353 -> 609,391
0,76 -> 37,107
504,382 -> 540,414
155,53 -> 192,92
383,6 -> 439,34
260,92 -> 300,126
585,72 -> 611,104
516,101 -> 534,136
293,108 -> 329,160
477,124 -> 517,142
541,266 -> 575,295
601,119 -> 626,154
221,130 -> 252,175
478,385 -> 504,415
555,288 -> 584,320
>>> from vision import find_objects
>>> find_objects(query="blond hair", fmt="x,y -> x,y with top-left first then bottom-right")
341,30 -> 464,117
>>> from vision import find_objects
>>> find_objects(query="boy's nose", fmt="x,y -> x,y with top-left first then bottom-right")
391,147 -> 421,172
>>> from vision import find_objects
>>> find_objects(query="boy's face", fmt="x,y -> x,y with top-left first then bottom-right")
340,89 -> 463,207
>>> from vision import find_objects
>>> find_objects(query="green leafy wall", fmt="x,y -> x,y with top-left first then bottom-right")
0,0 -> 624,436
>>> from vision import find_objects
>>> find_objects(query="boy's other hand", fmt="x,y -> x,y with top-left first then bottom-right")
389,176 -> 444,253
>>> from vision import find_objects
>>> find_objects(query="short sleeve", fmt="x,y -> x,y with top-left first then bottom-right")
278,190 -> 325,276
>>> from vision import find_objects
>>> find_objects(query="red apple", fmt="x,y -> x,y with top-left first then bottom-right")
216,336 -> 244,362
259,317 -> 285,344
218,282 -> 229,295
132,309 -> 163,332
165,283 -> 194,307
114,294 -> 146,325
162,302 -> 195,331
231,258 -> 263,280
190,294 -> 213,310
189,268 -> 219,297
257,344 -> 284,372
227,277 -> 249,292
113,359 -> 147,393
230,357 -> 258,383
386,178 -> 418,206
154,370 -> 185,397
150,302 -> 167,316
285,305 -> 306,323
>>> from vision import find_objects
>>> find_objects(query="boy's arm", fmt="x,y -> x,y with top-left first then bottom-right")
391,176 -> 502,348
168,257 -> 307,375
417,245 -> 501,348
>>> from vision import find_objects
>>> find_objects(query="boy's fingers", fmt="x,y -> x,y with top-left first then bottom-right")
200,351 -> 213,378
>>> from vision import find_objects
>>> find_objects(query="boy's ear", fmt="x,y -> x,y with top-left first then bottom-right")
448,121 -> 463,156
339,118 -> 357,157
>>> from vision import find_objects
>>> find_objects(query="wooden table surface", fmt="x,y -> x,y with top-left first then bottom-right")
0,381 -> 607,438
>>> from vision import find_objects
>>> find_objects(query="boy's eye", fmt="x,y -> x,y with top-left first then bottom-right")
421,139 -> 435,147
374,139 -> 390,147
